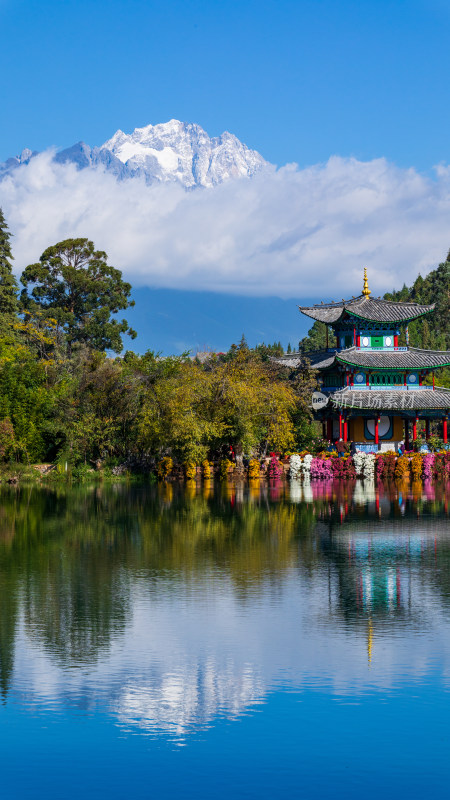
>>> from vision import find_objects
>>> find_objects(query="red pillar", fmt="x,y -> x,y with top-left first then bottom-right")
366,371 -> 370,387
433,373 -> 435,390
343,417 -> 348,443
394,334 -> 399,348
419,372 -> 423,386
327,419 -> 333,441
425,420 -> 430,440
444,417 -> 448,444
339,411 -> 343,439
413,415 -> 418,440
374,416 -> 379,445
357,334 -> 361,347
353,326 -> 356,346
404,372 -> 407,386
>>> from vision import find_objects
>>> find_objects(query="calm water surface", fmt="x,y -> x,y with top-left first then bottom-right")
1,479 -> 450,798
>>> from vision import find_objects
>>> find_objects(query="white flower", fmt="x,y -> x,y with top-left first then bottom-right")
352,451 -> 375,478
289,454 -> 302,480
301,454 -> 313,475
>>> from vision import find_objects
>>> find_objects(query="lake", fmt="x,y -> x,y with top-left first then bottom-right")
0,479 -> 449,799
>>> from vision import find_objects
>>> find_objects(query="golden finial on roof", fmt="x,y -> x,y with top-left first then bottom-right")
362,267 -> 371,298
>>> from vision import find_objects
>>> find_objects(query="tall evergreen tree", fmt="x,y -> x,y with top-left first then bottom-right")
20,238 -> 136,354
0,209 -> 18,316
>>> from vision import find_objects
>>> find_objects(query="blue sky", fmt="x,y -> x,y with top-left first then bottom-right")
1,0 -> 450,169
2,0 -> 450,353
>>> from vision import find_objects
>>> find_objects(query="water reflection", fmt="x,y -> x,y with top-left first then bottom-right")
0,480 -> 449,739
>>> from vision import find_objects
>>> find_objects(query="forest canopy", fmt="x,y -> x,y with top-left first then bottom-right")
0,211 -> 317,468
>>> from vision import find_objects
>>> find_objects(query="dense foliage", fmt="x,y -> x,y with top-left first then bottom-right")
384,256 -> 450,384
0,209 -> 18,319
384,258 -> 450,350
0,212 -> 320,468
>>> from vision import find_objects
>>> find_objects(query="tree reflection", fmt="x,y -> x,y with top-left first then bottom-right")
0,480 -> 448,698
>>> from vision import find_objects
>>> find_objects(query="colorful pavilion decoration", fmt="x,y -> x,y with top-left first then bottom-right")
279,269 -> 450,450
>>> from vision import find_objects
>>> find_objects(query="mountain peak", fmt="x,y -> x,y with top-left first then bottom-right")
0,120 -> 268,189
100,119 -> 267,188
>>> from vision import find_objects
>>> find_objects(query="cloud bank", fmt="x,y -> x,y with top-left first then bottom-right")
1,151 -> 450,299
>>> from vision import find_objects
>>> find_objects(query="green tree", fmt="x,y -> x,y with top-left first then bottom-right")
384,255 -> 450,384
299,320 -> 330,352
20,238 -> 136,354
135,352 -> 219,463
208,350 -> 296,457
0,208 -> 18,318
57,351 -> 142,464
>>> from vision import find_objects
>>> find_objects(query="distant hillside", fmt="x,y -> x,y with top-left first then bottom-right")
124,287 -> 310,355
384,258 -> 450,350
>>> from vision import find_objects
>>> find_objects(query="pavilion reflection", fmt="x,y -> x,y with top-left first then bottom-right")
314,507 -> 450,674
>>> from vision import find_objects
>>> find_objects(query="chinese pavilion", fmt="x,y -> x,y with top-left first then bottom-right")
280,270 -> 450,450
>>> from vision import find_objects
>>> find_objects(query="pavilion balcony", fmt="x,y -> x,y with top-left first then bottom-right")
355,346 -> 408,351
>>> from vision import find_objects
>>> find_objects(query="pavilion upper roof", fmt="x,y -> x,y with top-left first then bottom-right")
299,295 -> 435,324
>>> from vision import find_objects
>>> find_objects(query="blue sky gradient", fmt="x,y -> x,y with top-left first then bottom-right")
1,0 -> 450,169
2,0 -> 450,353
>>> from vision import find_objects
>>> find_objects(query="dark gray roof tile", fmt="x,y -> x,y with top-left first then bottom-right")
337,347 -> 450,370
299,295 -> 434,324
330,387 -> 450,411
271,349 -> 337,369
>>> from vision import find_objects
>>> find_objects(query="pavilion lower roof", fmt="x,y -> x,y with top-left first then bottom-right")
299,295 -> 435,324
273,346 -> 450,371
329,387 -> 450,411
336,347 -> 450,370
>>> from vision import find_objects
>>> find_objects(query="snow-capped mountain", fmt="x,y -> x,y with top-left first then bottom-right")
0,147 -> 37,178
0,120 -> 268,188
101,120 -> 267,187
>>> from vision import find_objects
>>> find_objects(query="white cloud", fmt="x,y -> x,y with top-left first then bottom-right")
2,151 -> 450,299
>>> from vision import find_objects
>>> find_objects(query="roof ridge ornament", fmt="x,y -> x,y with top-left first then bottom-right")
362,267 -> 371,298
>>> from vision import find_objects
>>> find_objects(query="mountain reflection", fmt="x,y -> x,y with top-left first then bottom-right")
0,480 -> 449,736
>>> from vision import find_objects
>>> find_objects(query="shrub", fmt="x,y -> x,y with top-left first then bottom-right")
395,454 -> 410,480
0,419 -> 16,462
310,456 -> 334,480
422,453 -> 435,480
375,451 -> 396,480
411,453 -> 423,480
268,456 -> 283,480
184,461 -> 197,479
301,454 -> 313,477
220,458 -> 234,480
202,459 -> 212,479
157,456 -> 173,479
331,456 -> 356,480
428,436 -> 443,453
289,453 -> 302,480
248,458 -> 260,478
433,451 -> 450,479
353,452 -> 376,479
